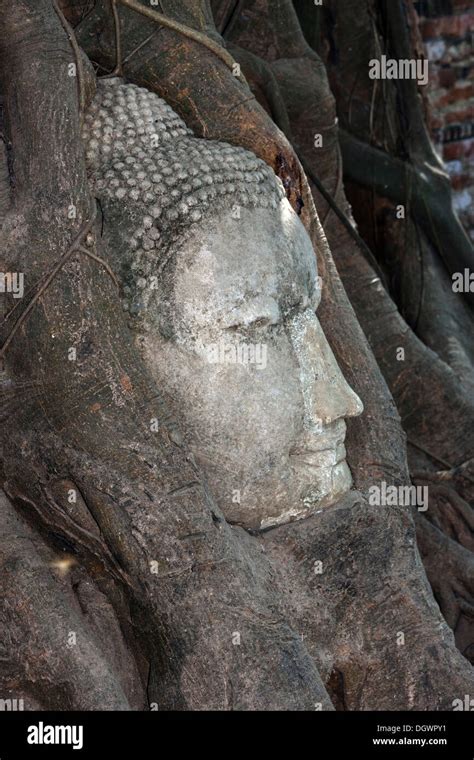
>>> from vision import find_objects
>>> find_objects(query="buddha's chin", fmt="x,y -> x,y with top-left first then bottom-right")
259,460 -> 353,531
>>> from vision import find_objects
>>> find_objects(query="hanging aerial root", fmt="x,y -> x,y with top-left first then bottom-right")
52,0 -> 86,127
301,156 -> 389,289
101,0 -> 124,77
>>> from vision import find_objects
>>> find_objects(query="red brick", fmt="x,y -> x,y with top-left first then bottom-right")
420,12 -> 473,39
438,68 -> 458,87
445,106 -> 473,123
443,138 -> 474,161
432,84 -> 474,107
450,174 -> 472,190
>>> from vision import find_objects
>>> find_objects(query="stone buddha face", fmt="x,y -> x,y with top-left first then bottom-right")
84,80 -> 363,531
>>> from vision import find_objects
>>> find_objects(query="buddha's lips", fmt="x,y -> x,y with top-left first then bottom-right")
289,446 -> 347,470
289,420 -> 347,467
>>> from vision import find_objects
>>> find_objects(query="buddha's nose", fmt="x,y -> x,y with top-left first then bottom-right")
287,309 -> 364,429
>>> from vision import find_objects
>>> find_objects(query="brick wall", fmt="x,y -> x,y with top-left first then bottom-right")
414,0 -> 474,239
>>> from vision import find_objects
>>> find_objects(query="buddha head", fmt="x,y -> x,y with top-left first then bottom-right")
83,79 -> 364,531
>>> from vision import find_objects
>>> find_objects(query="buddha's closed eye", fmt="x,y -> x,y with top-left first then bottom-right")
223,297 -> 281,331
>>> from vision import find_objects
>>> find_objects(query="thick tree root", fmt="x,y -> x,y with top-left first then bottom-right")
415,513 -> 474,654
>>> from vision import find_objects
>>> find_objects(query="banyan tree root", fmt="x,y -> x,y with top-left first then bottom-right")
0,0 -> 472,711
0,490 -> 146,710
415,513 -> 474,661
412,481 -> 474,552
